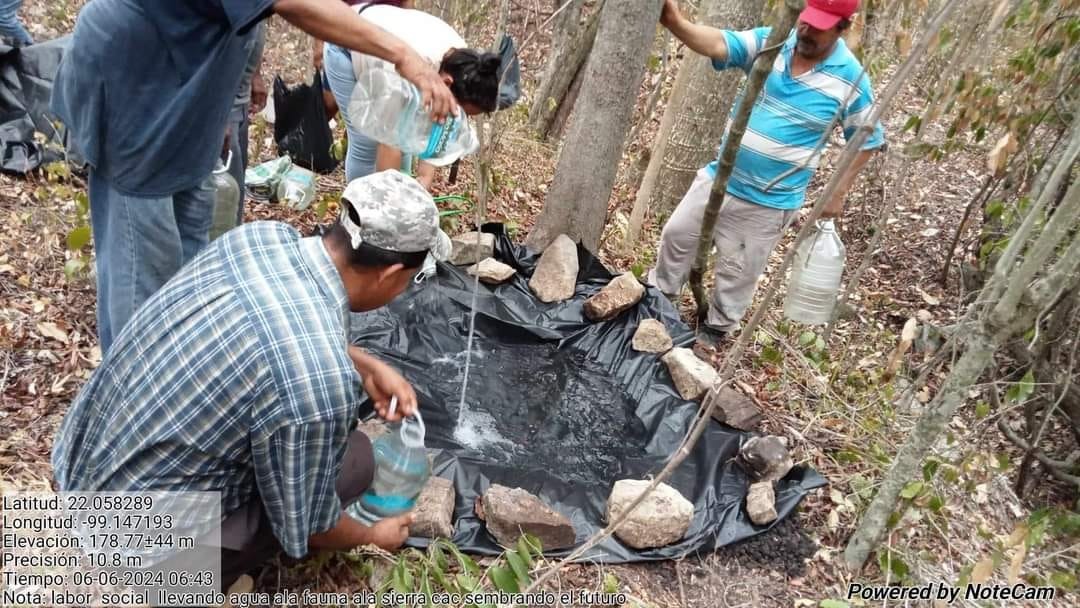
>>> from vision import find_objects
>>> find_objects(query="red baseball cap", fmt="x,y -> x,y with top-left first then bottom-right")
800,0 -> 860,30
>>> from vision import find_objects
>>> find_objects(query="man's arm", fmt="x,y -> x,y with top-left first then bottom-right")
659,0 -> 728,61
821,149 -> 876,218
273,0 -> 455,120
309,511 -> 413,551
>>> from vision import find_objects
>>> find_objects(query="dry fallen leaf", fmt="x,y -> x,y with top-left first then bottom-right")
917,287 -> 941,306
971,557 -> 994,584
36,321 -> 69,344
1007,544 -> 1026,584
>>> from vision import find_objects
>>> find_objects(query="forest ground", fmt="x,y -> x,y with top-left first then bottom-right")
0,2 -> 1076,607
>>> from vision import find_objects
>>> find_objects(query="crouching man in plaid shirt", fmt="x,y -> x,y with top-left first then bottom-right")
51,170 -> 452,591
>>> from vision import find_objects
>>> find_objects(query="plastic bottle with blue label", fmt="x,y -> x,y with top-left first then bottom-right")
348,397 -> 431,525
348,55 -> 479,166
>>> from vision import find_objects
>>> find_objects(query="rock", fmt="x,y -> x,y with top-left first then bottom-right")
450,232 -> 496,266
606,480 -> 694,549
737,436 -> 794,483
467,258 -> 517,284
746,482 -> 777,525
528,234 -> 578,303
223,574 -> 254,608
710,387 -> 762,431
476,484 -> 576,550
357,418 -> 388,441
584,272 -> 645,321
661,348 -> 718,401
411,477 -> 455,539
632,319 -> 673,353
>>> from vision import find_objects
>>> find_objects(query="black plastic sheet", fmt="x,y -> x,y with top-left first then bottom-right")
349,225 -> 826,562
0,36 -> 71,174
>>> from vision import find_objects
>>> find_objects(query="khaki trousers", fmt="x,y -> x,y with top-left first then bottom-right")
648,167 -> 796,333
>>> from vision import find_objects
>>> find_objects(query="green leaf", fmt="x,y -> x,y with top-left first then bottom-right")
488,566 -> 520,593
902,115 -> 921,132
761,345 -> 783,364
75,191 -> 90,216
67,226 -> 91,251
985,200 -> 1005,220
448,544 -> 481,576
631,262 -> 645,280
928,494 -> 945,512
604,572 -> 619,594
819,600 -> 850,608
505,550 -> 530,586
814,336 -> 826,352
1049,570 -> 1077,590
798,331 -> 816,346
430,542 -> 449,574
922,459 -> 940,481
392,561 -> 410,594
455,573 -> 479,594
900,481 -> 924,500
516,536 -> 534,567
1005,370 -> 1036,403
975,401 -> 990,418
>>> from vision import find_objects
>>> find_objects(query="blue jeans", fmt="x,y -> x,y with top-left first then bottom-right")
88,172 -> 214,353
323,42 -> 415,181
0,0 -> 31,46
226,103 -> 250,225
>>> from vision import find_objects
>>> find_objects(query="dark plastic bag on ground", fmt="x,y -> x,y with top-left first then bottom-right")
272,70 -> 339,174
0,36 -> 72,174
349,225 -> 826,562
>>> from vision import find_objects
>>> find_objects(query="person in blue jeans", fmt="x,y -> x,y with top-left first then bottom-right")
51,0 -> 456,354
322,3 -> 500,186
226,21 -> 267,226
0,0 -> 32,47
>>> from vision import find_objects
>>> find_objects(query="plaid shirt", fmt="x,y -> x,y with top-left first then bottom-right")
52,222 -> 363,558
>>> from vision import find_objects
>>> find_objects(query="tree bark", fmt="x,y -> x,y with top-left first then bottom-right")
528,0 -> 599,140
843,120 -> 1080,571
526,0 -> 664,253
625,0 -> 764,248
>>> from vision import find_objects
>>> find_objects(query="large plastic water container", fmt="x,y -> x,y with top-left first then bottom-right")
348,399 -> 431,525
783,219 -> 846,325
348,55 -> 479,166
209,152 -> 240,241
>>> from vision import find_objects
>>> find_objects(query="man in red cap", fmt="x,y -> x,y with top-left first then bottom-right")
651,0 -> 885,358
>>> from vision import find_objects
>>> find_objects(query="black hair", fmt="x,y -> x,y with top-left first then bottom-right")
439,48 -> 502,113
321,203 -> 428,270
837,18 -> 852,31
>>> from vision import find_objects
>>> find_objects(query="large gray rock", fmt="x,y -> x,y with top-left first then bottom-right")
632,319 -> 673,353
411,477 -> 455,539
467,258 -> 517,284
710,387 -> 763,431
737,436 -> 794,483
528,234 -> 578,303
450,232 -> 496,266
476,484 -> 576,550
606,480 -> 694,549
746,481 -> 777,525
661,347 -> 718,401
584,272 -> 645,321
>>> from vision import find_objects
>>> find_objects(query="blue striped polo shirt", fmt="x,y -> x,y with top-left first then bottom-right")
706,28 -> 886,210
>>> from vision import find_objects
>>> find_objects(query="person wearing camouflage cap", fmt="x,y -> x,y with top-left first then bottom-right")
52,170 -> 446,591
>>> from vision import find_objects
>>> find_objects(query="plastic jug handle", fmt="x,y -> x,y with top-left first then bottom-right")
214,151 -> 233,174
387,396 -> 426,447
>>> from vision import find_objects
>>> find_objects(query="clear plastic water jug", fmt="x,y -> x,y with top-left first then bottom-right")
348,55 -> 479,166
348,398 -> 431,525
783,219 -> 846,325
209,152 -> 240,241
276,164 -> 317,211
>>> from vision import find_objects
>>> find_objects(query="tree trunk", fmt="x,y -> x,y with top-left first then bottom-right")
625,0 -> 764,248
526,0 -> 664,253
549,60 -> 586,141
528,0 -> 599,140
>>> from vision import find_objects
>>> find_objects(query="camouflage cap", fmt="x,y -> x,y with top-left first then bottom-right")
340,171 -> 450,261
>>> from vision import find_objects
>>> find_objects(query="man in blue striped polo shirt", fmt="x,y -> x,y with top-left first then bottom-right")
650,0 -> 885,354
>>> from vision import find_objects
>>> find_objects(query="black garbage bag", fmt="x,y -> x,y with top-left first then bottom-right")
0,36 -> 72,174
349,225 -> 826,562
495,34 -> 521,110
272,70 -> 339,174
